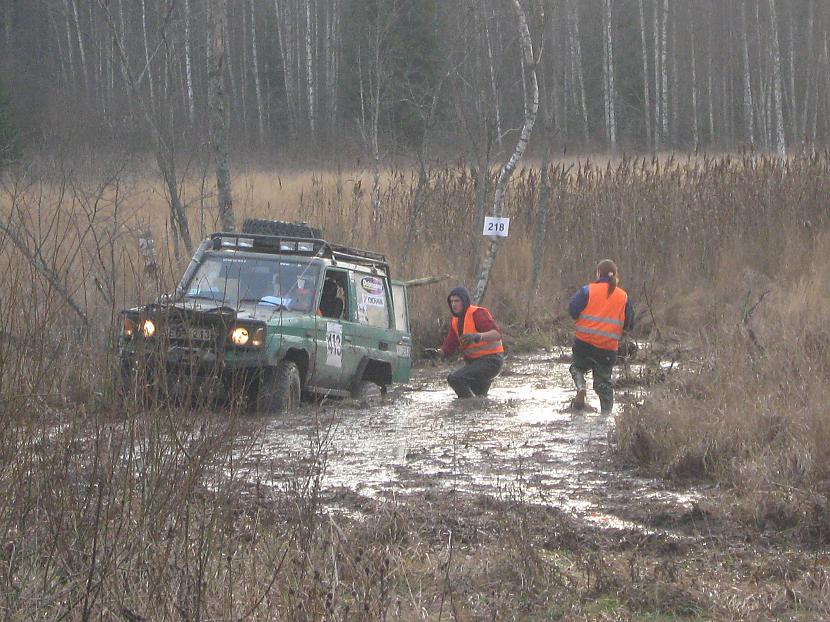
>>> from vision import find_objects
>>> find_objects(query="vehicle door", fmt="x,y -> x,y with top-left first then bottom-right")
348,270 -> 398,387
390,281 -> 412,383
312,268 -> 353,390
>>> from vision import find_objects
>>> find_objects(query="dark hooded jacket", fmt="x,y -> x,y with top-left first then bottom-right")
440,286 -> 500,357
447,286 -> 471,318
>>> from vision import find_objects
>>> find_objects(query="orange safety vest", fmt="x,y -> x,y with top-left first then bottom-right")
451,305 -> 505,359
575,283 -> 628,351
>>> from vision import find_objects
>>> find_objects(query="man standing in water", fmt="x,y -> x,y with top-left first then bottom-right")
428,286 -> 505,398
568,259 -> 634,415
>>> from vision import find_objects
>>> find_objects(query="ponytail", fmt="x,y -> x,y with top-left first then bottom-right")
596,259 -> 619,296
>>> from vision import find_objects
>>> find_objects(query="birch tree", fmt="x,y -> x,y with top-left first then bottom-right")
602,0 -> 617,152
768,0 -> 787,158
97,0 -> 193,256
184,0 -> 195,123
473,0 -> 539,304
250,0 -> 265,142
740,0 -> 755,146
208,0 -> 235,231
638,0 -> 652,148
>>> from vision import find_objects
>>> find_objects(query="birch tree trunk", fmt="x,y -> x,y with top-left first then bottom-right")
741,0 -> 755,147
707,13 -> 715,145
3,0 -> 10,60
602,0 -> 617,152
140,0 -> 154,103
97,0 -> 193,256
208,0 -> 235,231
473,0 -> 539,304
755,3 -> 770,148
250,0 -> 265,143
47,5 -> 69,88
670,9 -> 678,145
324,0 -> 340,139
370,21 -> 381,217
787,7 -> 798,144
274,0 -> 297,137
690,21 -> 699,150
70,0 -> 90,92
768,0 -> 787,158
801,0 -> 815,142
484,7 -> 503,149
653,0 -> 661,148
568,0 -> 589,145
184,0 -> 195,124
638,0 -> 652,148
660,0 -> 669,144
305,0 -> 316,141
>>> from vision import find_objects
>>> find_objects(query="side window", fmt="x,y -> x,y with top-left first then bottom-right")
352,272 -> 390,328
319,270 -> 349,320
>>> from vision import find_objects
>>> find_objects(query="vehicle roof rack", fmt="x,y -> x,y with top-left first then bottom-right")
208,232 -> 391,276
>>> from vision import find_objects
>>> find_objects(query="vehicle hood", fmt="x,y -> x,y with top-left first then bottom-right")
123,299 -> 301,322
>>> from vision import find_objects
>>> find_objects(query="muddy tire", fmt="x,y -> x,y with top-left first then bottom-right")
118,357 -> 152,408
351,379 -> 381,405
255,360 -> 301,414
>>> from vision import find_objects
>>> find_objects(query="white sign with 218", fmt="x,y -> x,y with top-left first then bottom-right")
483,216 -> 510,237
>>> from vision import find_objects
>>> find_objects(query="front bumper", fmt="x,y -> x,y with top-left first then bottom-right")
119,345 -> 269,404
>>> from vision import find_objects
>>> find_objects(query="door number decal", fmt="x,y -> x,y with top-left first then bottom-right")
326,322 -> 342,368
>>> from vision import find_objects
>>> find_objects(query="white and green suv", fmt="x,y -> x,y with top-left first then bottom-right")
119,221 -> 412,412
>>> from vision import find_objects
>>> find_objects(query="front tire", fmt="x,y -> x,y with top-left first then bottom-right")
255,360 -> 301,414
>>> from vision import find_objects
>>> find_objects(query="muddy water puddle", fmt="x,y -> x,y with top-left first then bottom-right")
235,351 -> 697,535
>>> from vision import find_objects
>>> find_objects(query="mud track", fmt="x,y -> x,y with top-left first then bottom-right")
228,351 -> 830,618
235,350 -> 695,534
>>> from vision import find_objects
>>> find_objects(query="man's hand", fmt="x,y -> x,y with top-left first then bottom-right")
423,347 -> 442,360
460,333 -> 482,346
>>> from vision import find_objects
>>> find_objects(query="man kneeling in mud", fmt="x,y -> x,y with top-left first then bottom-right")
427,286 -> 504,398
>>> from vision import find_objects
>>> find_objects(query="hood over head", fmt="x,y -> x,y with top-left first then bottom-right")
447,286 -> 471,317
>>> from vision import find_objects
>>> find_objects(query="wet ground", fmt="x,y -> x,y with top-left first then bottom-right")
224,351 -> 830,618
235,350 -> 698,535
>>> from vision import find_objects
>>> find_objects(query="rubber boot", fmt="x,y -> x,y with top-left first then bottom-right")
599,396 -> 613,415
569,365 -> 587,410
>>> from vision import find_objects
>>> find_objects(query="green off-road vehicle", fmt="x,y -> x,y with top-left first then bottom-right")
119,220 -> 412,412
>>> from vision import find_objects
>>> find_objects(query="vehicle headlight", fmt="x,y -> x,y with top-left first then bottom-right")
123,317 -> 137,338
230,326 -> 249,346
229,326 -> 265,347
141,319 -> 156,338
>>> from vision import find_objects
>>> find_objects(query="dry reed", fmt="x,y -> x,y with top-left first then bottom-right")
2,151 -> 830,617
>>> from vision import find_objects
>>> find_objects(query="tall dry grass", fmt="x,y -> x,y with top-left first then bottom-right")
2,152 -> 830,616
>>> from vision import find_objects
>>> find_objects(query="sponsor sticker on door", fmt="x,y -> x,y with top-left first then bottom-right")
361,277 -> 384,295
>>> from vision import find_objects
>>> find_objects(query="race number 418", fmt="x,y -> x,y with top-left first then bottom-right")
483,216 -> 510,237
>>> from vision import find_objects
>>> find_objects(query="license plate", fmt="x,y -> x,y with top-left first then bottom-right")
169,325 -> 215,342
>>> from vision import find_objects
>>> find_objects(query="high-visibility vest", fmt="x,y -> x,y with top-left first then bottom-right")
575,283 -> 628,351
452,305 -> 505,359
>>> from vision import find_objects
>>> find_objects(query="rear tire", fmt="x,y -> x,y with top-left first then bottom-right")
255,360 -> 301,414
351,379 -> 381,405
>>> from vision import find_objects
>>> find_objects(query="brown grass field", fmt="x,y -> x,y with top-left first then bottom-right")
2,152 -> 830,618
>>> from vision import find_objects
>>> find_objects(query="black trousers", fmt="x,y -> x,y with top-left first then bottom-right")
446,354 -> 504,398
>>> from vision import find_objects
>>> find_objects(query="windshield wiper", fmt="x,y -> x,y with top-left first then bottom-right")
186,293 -> 225,301
204,305 -> 238,313
237,298 -> 286,309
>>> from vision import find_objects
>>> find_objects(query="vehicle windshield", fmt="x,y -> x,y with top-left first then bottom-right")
183,252 -> 320,312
